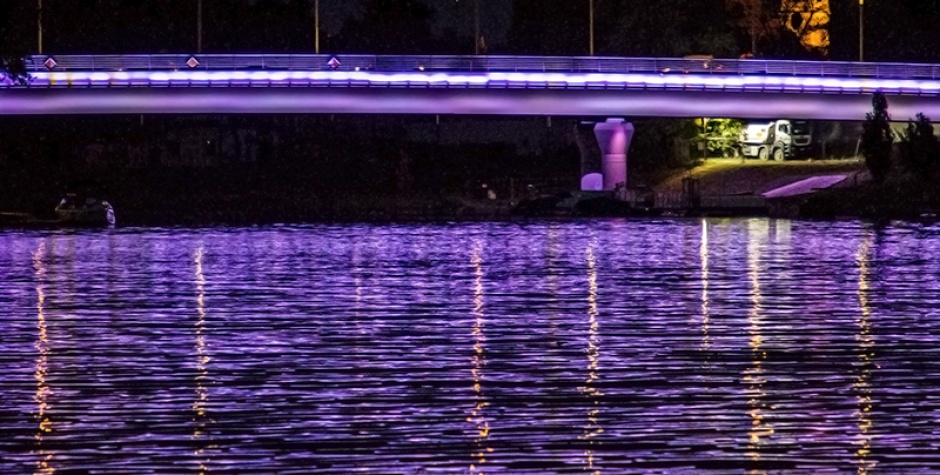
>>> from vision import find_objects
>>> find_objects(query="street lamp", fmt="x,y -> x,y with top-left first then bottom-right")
197,0 -> 203,53
858,0 -> 866,62
37,0 -> 43,54
589,0 -> 594,55
474,0 -> 480,55
859,0 -> 864,61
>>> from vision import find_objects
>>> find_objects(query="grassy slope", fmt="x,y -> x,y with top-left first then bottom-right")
654,158 -> 940,219
655,159 -> 867,196
801,176 -> 940,219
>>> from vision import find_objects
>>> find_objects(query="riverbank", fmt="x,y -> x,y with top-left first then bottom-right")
651,158 -> 875,218
0,164 -> 565,226
655,158 -> 866,196
3,157 -> 938,226
800,176 -> 940,220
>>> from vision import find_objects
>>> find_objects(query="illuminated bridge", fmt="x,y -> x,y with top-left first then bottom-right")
4,53 -> 940,119
4,53 -> 940,189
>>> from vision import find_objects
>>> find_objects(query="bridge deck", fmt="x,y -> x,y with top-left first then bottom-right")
5,55 -> 940,119
4,54 -> 940,97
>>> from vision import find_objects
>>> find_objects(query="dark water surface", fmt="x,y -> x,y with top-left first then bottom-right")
3,219 -> 940,474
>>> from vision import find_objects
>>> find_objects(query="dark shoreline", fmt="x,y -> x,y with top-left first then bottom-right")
4,202 -> 939,230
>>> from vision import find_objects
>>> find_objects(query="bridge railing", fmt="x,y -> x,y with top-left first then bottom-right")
21,54 -> 940,79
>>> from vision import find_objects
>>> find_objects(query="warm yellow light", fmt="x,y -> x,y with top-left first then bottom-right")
469,240 -> 491,475
782,0 -> 831,54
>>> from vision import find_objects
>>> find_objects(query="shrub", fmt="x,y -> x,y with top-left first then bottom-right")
861,92 -> 894,183
898,113 -> 940,180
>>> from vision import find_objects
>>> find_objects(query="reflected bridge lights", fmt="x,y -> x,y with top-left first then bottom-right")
469,239 -> 491,474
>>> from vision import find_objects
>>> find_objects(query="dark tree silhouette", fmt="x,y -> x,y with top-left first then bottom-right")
594,0 -> 736,58
0,55 -> 29,85
899,113 -> 940,180
723,0 -> 779,56
508,1 -> 586,55
333,0 -> 436,54
862,92 -> 894,183
0,1 -> 12,54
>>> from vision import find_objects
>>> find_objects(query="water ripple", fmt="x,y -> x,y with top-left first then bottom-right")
2,219 -> 940,473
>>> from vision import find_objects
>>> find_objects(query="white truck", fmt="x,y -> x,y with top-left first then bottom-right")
739,120 -> 813,161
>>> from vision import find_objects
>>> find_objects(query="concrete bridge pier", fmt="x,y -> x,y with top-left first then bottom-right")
585,118 -> 634,191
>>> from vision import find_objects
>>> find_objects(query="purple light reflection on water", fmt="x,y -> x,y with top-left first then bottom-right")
2,221 -> 940,472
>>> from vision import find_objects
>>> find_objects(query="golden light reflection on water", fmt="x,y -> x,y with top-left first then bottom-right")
192,247 -> 213,474
744,219 -> 772,470
854,232 -> 876,475
32,240 -> 54,475
469,240 -> 491,475
580,237 -> 602,475
700,220 -> 711,352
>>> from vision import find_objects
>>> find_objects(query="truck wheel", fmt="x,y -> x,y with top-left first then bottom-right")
773,147 -> 785,162
758,147 -> 769,161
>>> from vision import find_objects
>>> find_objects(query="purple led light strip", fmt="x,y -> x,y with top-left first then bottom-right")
4,70 -> 940,94
6,87 -> 940,120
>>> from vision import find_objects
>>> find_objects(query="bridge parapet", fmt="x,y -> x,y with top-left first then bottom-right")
18,54 -> 940,79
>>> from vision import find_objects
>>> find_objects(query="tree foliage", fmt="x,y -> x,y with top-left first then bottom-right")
507,0 -> 738,57
698,118 -> 744,156
861,92 -> 894,183
598,0 -> 737,57
0,55 -> 29,86
334,0 -> 436,54
508,1 -> 586,55
780,0 -> 830,55
898,113 -> 939,180
723,0 -> 779,55
630,119 -> 702,181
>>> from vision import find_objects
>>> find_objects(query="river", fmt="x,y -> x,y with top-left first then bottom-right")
2,219 -> 940,473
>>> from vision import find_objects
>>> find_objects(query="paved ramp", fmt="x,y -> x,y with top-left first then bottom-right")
762,174 -> 848,198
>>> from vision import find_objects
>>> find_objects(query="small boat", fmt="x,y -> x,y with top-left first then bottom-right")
55,194 -> 115,226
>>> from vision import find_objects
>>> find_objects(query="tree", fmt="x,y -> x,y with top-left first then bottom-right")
698,118 -> 744,157
333,0 -> 435,54
586,0 -> 738,58
0,55 -> 29,86
898,113 -> 939,180
861,92 -> 894,183
723,0 -> 779,56
508,0 -> 585,55
0,0 -> 12,55
780,0 -> 830,56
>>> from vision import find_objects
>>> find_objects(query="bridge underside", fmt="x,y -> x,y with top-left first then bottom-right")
2,87 -> 937,120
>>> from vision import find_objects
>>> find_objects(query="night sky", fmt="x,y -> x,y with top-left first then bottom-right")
0,0 -> 515,55
3,0 -> 940,61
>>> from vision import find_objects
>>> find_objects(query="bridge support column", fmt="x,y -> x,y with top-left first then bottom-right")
594,118 -> 634,191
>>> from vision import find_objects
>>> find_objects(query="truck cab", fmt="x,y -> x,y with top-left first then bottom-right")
739,120 -> 812,161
